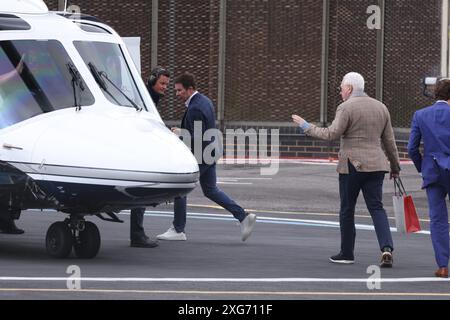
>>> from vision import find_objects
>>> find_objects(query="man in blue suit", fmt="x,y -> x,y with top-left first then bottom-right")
408,79 -> 450,278
157,72 -> 256,241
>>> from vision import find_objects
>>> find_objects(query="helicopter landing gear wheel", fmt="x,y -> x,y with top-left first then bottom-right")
45,221 -> 73,258
73,221 -> 101,259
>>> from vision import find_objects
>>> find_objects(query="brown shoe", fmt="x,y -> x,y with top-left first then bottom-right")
434,267 -> 448,278
380,250 -> 393,268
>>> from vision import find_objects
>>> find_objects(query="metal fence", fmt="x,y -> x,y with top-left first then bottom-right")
45,0 -> 442,128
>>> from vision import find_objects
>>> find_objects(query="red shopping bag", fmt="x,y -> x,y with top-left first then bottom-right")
403,195 -> 421,233
393,178 -> 421,234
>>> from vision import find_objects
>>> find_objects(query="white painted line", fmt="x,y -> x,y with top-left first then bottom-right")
0,277 -> 448,283
217,182 -> 253,185
219,177 -> 273,180
123,210 -> 432,235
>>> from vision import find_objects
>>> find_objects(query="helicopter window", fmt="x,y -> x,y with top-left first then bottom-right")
0,40 -> 95,129
77,23 -> 111,34
0,14 -> 31,31
74,41 -> 146,110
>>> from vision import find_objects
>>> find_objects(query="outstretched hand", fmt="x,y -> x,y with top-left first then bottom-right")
292,114 -> 306,126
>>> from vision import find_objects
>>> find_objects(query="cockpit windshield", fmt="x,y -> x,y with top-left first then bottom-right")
74,41 -> 146,110
0,40 -> 94,129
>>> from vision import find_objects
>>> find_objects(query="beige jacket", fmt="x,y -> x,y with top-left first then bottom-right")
304,95 -> 401,174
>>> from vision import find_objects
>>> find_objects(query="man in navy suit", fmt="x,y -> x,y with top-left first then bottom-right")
157,72 -> 256,241
408,79 -> 450,278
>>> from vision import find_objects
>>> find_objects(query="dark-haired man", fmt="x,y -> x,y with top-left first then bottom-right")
408,79 -> 450,278
157,72 -> 256,242
146,66 -> 170,107
129,66 -> 170,248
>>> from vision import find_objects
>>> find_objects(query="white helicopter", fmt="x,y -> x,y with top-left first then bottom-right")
0,0 -> 199,258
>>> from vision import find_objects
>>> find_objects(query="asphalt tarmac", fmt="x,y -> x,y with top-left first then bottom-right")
0,161 -> 449,301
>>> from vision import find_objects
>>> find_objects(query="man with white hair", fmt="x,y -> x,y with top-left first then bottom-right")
292,72 -> 401,267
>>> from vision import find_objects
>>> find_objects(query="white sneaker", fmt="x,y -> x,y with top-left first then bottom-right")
157,226 -> 187,241
240,213 -> 256,241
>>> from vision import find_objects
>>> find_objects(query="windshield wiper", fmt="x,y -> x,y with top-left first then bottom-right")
88,62 -> 142,111
88,62 -> 120,105
66,62 -> 85,111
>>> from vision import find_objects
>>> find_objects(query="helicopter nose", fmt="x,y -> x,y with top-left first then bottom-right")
140,127 -> 199,175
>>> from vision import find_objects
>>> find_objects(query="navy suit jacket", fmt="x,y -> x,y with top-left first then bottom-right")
407,101 -> 450,188
181,92 -> 217,165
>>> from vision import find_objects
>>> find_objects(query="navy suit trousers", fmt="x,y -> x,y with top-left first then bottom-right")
338,162 -> 394,258
425,167 -> 450,268
173,164 -> 246,233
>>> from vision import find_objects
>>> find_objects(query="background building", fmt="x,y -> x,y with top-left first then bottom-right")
45,0 -> 444,159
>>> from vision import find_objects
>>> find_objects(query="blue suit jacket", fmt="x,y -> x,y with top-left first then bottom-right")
407,101 -> 450,188
181,93 -> 217,164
